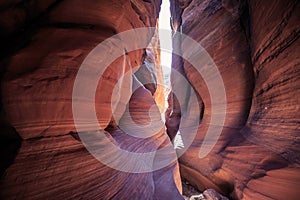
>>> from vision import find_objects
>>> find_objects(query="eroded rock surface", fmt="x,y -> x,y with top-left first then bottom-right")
168,0 -> 300,199
1,0 -> 299,199
0,0 -> 183,199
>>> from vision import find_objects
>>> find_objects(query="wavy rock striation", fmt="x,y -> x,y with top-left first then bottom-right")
168,0 -> 300,199
0,0 -> 183,199
0,0 -> 299,199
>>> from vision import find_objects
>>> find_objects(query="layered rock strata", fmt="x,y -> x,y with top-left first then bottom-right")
0,0 -> 183,199
167,0 -> 300,199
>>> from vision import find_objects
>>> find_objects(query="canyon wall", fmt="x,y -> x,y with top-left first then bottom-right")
1,0 -> 299,199
168,0 -> 299,199
0,0 -> 183,199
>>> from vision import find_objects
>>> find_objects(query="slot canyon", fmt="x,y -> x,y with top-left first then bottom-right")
0,0 -> 299,199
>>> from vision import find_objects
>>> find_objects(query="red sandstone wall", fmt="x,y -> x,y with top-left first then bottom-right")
0,0 -> 183,199
168,0 -> 300,199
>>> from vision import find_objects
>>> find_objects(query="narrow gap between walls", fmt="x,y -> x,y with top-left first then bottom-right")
158,0 -> 172,122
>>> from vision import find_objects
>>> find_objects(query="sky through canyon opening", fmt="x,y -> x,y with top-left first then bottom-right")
158,0 -> 184,149
158,0 -> 172,121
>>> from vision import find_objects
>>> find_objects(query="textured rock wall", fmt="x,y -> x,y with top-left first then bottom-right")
135,28 -> 166,113
1,0 -> 299,199
1,0 -> 159,138
0,0 -> 183,199
168,0 -> 300,199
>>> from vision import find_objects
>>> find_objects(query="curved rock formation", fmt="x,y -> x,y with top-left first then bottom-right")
0,0 -> 183,199
168,0 -> 300,199
0,0 -> 299,199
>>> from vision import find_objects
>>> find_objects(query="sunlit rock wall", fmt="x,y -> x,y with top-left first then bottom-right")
168,0 -> 300,199
0,0 -> 183,199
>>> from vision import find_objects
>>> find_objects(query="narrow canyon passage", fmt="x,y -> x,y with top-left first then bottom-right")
0,0 -> 299,200
158,0 -> 172,121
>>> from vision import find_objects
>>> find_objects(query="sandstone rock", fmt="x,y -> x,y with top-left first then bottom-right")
1,0 -> 299,199
0,0 -> 183,199
1,0 -> 160,139
168,0 -> 300,199
203,189 -> 228,200
135,28 -> 166,113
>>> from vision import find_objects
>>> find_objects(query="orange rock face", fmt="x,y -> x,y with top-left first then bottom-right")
168,0 -> 300,199
0,0 -> 183,199
0,0 -> 299,199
